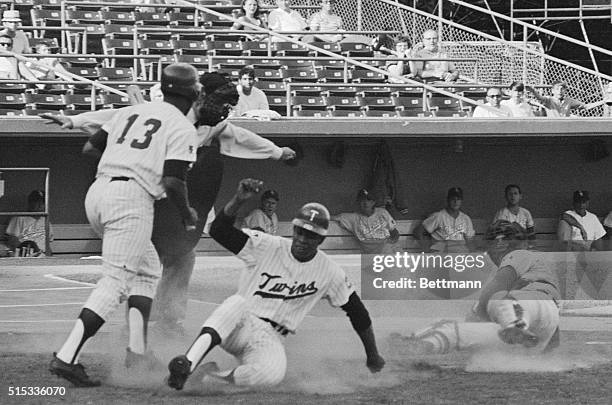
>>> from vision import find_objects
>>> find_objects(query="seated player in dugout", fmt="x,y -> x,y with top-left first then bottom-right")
242,189 -> 280,235
5,189 -> 52,256
166,178 -> 385,390
416,187 -> 475,254
390,220 -> 561,356
557,190 -> 606,252
332,188 -> 400,254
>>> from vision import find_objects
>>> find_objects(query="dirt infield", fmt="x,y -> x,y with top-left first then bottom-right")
1,257 -> 612,404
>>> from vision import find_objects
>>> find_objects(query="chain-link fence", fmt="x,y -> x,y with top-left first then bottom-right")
259,0 -> 609,116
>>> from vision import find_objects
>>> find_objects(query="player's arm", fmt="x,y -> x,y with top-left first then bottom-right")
559,212 -> 587,240
473,265 -> 519,320
217,122 -> 296,161
82,128 -> 108,160
209,178 -> 262,254
340,292 -> 385,373
162,160 -> 198,231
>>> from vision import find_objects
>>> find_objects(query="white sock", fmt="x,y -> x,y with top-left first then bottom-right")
128,308 -> 145,354
56,319 -> 84,364
186,334 -> 212,372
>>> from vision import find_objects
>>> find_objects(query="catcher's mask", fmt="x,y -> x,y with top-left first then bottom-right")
195,80 -> 240,127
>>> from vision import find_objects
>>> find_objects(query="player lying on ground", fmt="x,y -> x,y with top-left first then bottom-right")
49,63 -> 201,387
391,220 -> 560,355
166,178 -> 386,389
41,73 -> 296,336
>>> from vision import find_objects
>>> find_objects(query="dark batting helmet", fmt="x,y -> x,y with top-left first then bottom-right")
160,63 -> 200,101
292,202 -> 330,236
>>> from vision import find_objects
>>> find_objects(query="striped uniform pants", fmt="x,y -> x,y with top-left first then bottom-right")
203,295 -> 288,386
83,175 -> 160,318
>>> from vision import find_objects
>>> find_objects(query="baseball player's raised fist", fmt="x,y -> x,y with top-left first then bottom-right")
236,178 -> 263,201
40,113 -> 73,129
280,147 -> 297,161
366,353 -> 385,373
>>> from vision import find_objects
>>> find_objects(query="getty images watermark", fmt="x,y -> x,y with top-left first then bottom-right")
361,251 -> 612,300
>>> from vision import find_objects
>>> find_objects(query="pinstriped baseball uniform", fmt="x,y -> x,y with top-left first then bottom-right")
202,229 -> 354,386
84,101 -> 197,317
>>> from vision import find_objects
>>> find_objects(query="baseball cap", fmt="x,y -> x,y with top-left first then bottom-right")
2,10 -> 21,22
447,187 -> 463,200
573,190 -> 589,203
28,190 -> 44,204
292,202 -> 330,236
356,188 -> 375,201
200,71 -> 230,95
262,189 -> 279,201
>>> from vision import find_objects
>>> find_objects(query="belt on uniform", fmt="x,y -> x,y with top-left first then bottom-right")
110,176 -> 130,182
259,317 -> 290,336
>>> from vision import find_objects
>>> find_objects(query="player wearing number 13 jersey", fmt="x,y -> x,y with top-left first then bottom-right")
50,63 -> 199,387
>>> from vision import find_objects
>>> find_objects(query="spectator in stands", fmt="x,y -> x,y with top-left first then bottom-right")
371,31 -> 396,56
332,188 -> 399,254
412,29 -> 458,83
307,0 -> 343,43
19,43 -> 70,90
268,0 -> 307,41
416,187 -> 475,253
0,35 -> 19,79
557,190 -> 605,251
231,0 -> 268,40
492,184 -> 535,239
471,87 -> 512,117
232,66 -> 271,117
604,82 -> 612,118
500,81 -> 535,117
242,189 -> 279,234
385,36 -> 417,84
525,82 -> 587,117
0,10 -> 30,54
4,190 -> 52,256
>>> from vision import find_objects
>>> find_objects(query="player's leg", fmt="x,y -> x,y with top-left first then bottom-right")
167,294 -> 246,390
389,320 -> 502,354
151,249 -> 195,334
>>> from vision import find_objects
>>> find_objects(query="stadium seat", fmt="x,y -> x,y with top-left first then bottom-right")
30,9 -> 62,27
64,94 -> 103,110
317,69 -> 347,83
291,95 -> 326,111
282,67 -> 317,82
0,108 -> 23,116
432,110 -> 468,117
103,24 -> 135,39
66,67 -> 99,80
325,95 -> 360,110
358,87 -> 392,97
339,42 -> 373,57
138,39 -> 174,55
168,11 -> 198,27
100,11 -> 135,25
213,57 -> 248,69
241,41 -> 270,56
267,95 -> 288,115
272,42 -> 310,57
24,93 -> 65,110
310,42 -> 341,55
293,110 -> 328,117
313,59 -> 345,70
102,38 -> 136,67
280,59 -> 313,69
392,95 -> 425,111
66,10 -> 104,24
351,70 -> 386,83
393,87 -> 425,97
207,33 -> 246,42
176,54 -> 209,68
290,86 -> 322,96
323,86 -> 357,96
255,68 -> 282,81
205,40 -> 243,56
250,59 -> 282,70
328,109 -> 363,117
0,93 -> 26,109
202,13 -> 234,28
60,57 -> 101,68
134,12 -> 168,26
396,109 -> 433,118
97,67 -> 134,81
174,32 -> 207,41
29,37 -> 60,52
0,83 -> 28,94
66,24 -> 105,53
33,0 -> 62,8
462,89 -> 488,104
172,40 -> 210,55
254,80 -> 286,95
362,109 -> 397,118
101,93 -> 131,108
357,96 -> 395,111
427,94 -> 463,112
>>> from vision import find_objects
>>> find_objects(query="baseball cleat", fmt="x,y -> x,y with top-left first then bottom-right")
49,353 -> 101,387
167,355 -> 192,390
125,348 -> 164,371
498,324 -> 539,348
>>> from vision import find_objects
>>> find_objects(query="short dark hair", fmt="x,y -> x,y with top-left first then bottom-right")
28,190 -> 44,205
504,184 -> 521,195
239,66 -> 255,79
509,81 -> 525,92
395,36 -> 411,47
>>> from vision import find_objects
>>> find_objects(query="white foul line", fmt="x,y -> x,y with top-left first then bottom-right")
0,302 -> 84,308
586,341 -> 612,345
0,319 -> 75,323
44,274 -> 96,286
0,286 -> 93,292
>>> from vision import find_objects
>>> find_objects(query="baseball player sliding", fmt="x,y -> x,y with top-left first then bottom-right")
49,63 -> 201,387
166,178 -> 386,389
391,220 -> 560,355
42,72 -> 296,336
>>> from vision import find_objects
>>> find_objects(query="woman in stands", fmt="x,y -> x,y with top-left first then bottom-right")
232,0 -> 267,34
500,81 -> 535,117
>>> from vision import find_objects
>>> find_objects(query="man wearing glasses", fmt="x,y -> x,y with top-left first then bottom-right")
472,87 -> 512,118
0,35 -> 19,80
412,29 -> 459,82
